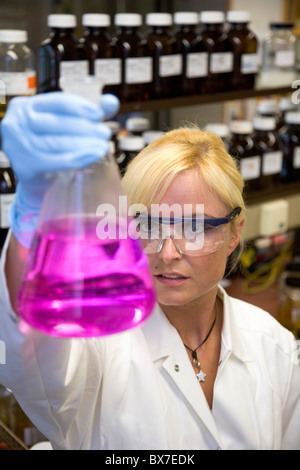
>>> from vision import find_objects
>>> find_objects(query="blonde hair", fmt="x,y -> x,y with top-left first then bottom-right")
122,125 -> 246,264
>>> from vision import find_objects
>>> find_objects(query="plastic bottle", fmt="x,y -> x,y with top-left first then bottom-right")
200,11 -> 234,93
260,22 -> 297,87
113,13 -> 152,103
0,148 -> 16,248
117,135 -> 145,176
253,116 -> 283,189
79,14 -> 121,95
226,11 -> 258,90
38,14 -> 88,93
228,120 -> 261,191
145,12 -> 183,99
173,11 -> 204,96
17,76 -> 155,338
126,116 -> 150,136
279,111 -> 300,182
0,29 -> 36,116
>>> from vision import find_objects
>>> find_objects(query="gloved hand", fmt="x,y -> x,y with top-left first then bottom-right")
0,91 -> 119,248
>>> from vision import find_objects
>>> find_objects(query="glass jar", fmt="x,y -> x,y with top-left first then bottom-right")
80,14 -> 121,95
226,10 -> 258,90
253,116 -> 283,190
260,22 -> 297,87
228,120 -> 261,192
0,29 -> 36,115
113,13 -> 152,103
145,12 -> 183,99
200,11 -> 234,93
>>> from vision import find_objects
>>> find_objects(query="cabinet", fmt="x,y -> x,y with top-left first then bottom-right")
118,82 -> 300,241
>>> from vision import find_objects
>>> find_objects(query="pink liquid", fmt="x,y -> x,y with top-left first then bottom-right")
17,216 -> 156,337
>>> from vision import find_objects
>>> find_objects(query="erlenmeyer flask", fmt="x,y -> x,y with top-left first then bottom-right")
17,76 -> 156,337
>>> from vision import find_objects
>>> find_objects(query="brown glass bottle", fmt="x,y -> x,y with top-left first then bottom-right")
226,11 -> 258,90
113,13 -> 152,103
253,117 -> 283,190
80,14 -> 121,95
173,11 -> 204,96
279,112 -> 300,182
200,11 -> 234,94
145,13 -> 183,99
228,120 -> 262,192
0,145 -> 16,248
38,14 -> 88,93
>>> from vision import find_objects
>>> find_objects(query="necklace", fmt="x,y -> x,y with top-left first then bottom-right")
183,303 -> 218,383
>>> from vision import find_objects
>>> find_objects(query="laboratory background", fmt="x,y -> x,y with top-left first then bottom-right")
0,0 -> 300,449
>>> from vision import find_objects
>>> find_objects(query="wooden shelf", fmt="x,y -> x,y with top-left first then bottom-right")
119,85 -> 293,114
245,181 -> 300,206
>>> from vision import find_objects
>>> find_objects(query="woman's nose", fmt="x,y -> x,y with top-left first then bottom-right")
158,237 -> 182,263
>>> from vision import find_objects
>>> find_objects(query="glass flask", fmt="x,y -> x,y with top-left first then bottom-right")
17,76 -> 156,338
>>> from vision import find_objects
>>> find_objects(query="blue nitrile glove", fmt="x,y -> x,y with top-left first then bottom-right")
0,92 -> 119,248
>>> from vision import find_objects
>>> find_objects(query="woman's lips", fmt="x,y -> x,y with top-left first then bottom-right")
154,273 -> 189,286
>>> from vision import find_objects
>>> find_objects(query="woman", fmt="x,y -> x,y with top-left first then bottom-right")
0,93 -> 299,450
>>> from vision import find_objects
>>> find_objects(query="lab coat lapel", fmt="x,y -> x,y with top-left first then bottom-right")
142,305 -> 223,447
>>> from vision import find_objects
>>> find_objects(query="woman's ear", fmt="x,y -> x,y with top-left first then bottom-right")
227,214 -> 245,256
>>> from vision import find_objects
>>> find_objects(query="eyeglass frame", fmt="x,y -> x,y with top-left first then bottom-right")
134,206 -> 242,256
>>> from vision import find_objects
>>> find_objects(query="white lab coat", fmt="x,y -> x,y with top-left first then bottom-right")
0,235 -> 299,450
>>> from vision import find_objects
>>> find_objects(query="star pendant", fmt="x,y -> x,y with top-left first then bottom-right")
196,370 -> 206,382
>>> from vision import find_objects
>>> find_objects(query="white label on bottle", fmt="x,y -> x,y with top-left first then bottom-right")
0,71 -> 36,96
94,58 -> 122,85
274,50 -> 295,68
186,52 -> 208,78
262,151 -> 283,175
125,57 -> 153,84
241,53 -> 259,74
159,54 -> 183,77
210,52 -> 233,73
0,193 -> 14,228
60,60 -> 89,76
240,156 -> 261,180
293,146 -> 300,169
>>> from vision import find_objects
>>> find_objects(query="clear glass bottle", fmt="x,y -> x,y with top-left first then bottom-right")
226,11 -> 258,90
17,76 -> 155,338
38,14 -> 88,93
200,11 -> 234,93
173,11 -> 203,96
260,22 -> 297,87
228,120 -> 262,191
145,12 -> 183,99
253,116 -> 283,189
279,111 -> 300,182
113,13 -> 152,103
79,14 -> 121,95
0,29 -> 36,116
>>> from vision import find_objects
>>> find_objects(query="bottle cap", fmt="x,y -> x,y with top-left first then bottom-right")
115,13 -> 142,27
226,11 -> 251,23
47,14 -> 77,28
0,151 -> 11,168
0,29 -> 27,43
82,14 -> 110,27
126,117 -> 150,132
142,130 -> 165,144
284,111 -> 300,125
119,136 -> 145,151
146,13 -> 172,26
205,123 -> 229,138
173,12 -> 199,25
230,120 -> 253,134
253,117 -> 276,131
257,99 -> 278,115
270,22 -> 294,30
105,121 -> 121,135
200,11 -> 225,24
